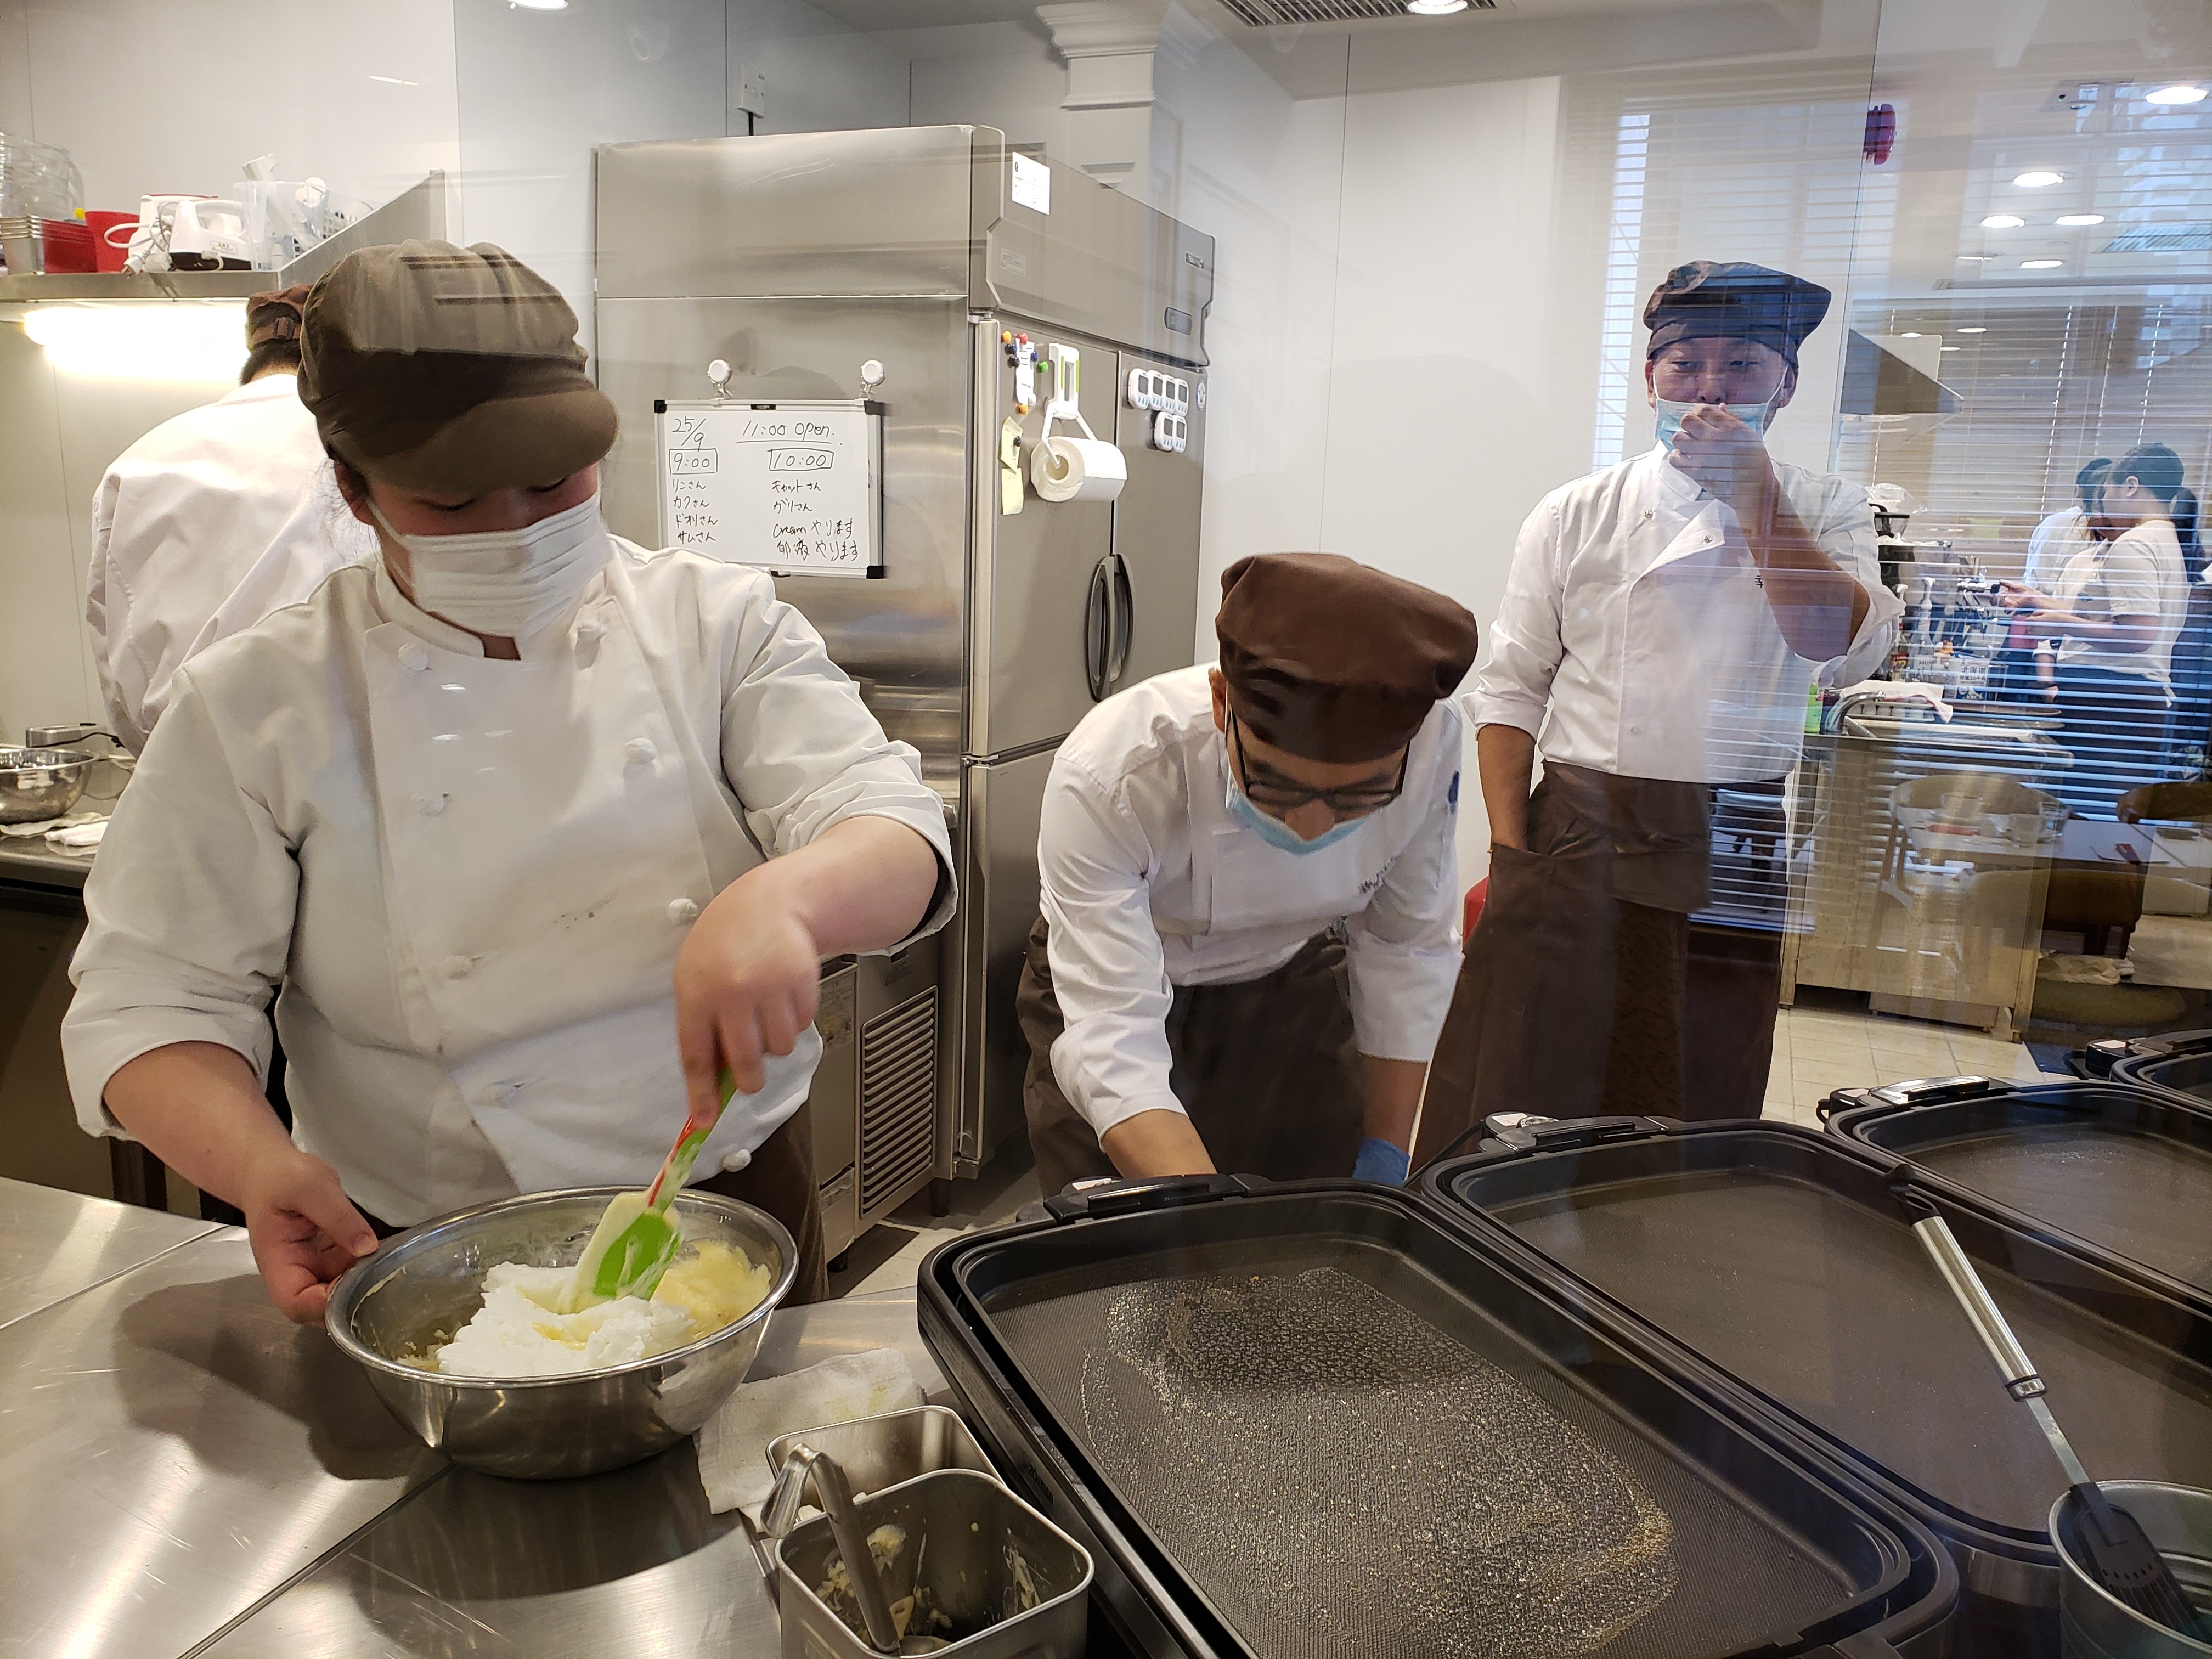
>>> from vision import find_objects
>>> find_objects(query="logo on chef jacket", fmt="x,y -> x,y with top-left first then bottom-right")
1448,770 -> 1460,814
1361,857 -> 1397,896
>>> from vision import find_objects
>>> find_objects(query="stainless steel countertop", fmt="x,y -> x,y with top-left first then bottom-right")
0,1177 -> 214,1330
0,836 -> 92,891
0,1181 -> 950,1659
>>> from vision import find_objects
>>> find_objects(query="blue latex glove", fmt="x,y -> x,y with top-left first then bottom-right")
1352,1136 -> 1411,1186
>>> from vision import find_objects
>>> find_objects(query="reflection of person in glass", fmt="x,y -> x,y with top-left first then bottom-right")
2000,442 -> 2199,817
2001,458 -> 2111,702
1414,261 -> 1899,1152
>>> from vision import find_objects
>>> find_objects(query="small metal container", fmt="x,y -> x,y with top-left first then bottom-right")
2054,1482 -> 2212,1657
0,747 -> 93,824
325,1186 -> 797,1480
766,1405 -> 997,1498
776,1468 -> 1092,1658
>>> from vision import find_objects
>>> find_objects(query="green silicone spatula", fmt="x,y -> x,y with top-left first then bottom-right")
562,1068 -> 738,1312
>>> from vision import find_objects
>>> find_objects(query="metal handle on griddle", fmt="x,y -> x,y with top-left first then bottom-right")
1905,1205 -> 2096,1488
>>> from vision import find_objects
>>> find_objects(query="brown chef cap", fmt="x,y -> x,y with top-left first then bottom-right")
245,285 -> 310,348
1644,259 -> 1831,368
297,240 -> 617,495
1215,553 -> 1479,764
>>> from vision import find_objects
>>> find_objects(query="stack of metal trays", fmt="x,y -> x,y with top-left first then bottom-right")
1824,1073 -> 2212,1307
1423,1120 -> 2212,1658
921,1176 -> 1957,1659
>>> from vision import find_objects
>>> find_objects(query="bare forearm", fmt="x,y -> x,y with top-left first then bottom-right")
743,815 -> 940,957
1476,724 -> 1537,850
104,1041 -> 291,1209
1099,1108 -> 1217,1181
1740,483 -> 1871,659
1361,1054 -> 1426,1150
2040,611 -> 2154,652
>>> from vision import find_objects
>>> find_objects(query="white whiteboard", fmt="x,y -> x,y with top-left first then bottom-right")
654,399 -> 884,578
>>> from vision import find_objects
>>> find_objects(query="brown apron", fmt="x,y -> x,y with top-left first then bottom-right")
1413,764 -> 1782,1165
1016,914 -> 1365,1199
356,1103 -> 829,1306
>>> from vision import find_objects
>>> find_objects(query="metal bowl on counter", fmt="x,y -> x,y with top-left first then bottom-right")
326,1187 -> 798,1480
0,747 -> 93,824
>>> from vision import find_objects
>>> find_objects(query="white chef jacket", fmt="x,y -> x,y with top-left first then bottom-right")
1039,665 -> 1462,1141
2052,518 -> 2191,692
85,374 -> 375,754
63,536 -> 955,1226
1471,446 -> 1900,785
2024,505 -> 2094,594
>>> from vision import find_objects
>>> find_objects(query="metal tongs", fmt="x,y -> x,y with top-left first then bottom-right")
756,1442 -> 905,1654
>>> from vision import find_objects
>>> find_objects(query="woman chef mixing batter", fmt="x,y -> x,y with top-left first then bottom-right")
61,242 -> 953,1319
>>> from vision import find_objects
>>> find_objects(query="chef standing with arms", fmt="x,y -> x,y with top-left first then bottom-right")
1018,552 -> 1477,1194
1414,262 -> 1897,1158
63,241 -> 952,1317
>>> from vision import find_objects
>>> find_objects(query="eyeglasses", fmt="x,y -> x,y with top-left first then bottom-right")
1228,712 -> 1408,817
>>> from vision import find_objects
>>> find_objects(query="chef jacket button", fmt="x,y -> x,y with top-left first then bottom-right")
667,897 -> 701,926
576,619 -> 606,646
1630,725 -> 1646,735
398,643 -> 431,673
627,737 -> 658,765
438,955 -> 472,979
719,1147 -> 752,1174
417,793 -> 448,817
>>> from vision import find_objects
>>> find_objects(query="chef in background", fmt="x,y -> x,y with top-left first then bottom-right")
85,286 -> 374,754
1019,552 -> 1476,1195
1415,261 -> 1898,1158
2001,458 -> 2109,702
64,241 -> 952,1320
2002,441 -> 2198,817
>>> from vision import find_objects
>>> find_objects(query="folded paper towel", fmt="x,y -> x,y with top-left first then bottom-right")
0,810 -> 102,839
46,819 -> 106,851
696,1347 -> 923,1518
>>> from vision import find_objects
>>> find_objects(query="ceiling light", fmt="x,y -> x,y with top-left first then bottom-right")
22,303 -> 248,380
2022,258 -> 2064,268
2147,84 -> 2208,105
1940,346 -> 1962,351
365,74 -> 419,86
2013,170 -> 2064,188
2055,213 -> 2106,227
1957,253 -> 1995,261
1957,326 -> 1987,333
1405,0 -> 1470,12
507,0 -> 567,9
1982,213 -> 2025,228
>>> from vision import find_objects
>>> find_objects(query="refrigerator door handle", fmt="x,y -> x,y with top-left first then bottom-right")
1105,551 -> 1133,686
1084,556 -> 1113,701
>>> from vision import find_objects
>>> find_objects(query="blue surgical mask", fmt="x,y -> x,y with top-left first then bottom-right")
1226,768 -> 1363,855
1654,396 -> 1775,449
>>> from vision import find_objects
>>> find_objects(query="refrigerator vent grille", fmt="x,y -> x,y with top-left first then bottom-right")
1219,0 -> 1494,22
860,988 -> 938,1214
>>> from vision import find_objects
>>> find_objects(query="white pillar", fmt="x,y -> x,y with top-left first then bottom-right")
1035,1 -> 1169,190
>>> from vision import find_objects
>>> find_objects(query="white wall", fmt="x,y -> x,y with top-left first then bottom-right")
733,0 -> 911,136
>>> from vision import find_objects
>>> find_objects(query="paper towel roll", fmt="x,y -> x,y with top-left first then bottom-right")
1031,435 -> 1127,503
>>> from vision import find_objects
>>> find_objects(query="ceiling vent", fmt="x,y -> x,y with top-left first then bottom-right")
1218,0 -> 1494,23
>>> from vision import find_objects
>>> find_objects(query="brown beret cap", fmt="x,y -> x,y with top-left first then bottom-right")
1644,259 -> 1831,368
298,240 -> 617,495
245,285 -> 309,349
1215,553 -> 1479,765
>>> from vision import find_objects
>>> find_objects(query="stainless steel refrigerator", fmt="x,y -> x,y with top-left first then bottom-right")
594,127 -> 1212,1206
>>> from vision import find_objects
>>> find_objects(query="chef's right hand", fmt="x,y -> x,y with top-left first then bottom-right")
239,1147 -> 378,1324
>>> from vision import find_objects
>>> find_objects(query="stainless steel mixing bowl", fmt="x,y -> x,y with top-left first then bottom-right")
0,747 -> 93,824
326,1187 -> 797,1480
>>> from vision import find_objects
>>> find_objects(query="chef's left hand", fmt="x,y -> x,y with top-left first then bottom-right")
1668,404 -> 1775,505
674,871 -> 822,1117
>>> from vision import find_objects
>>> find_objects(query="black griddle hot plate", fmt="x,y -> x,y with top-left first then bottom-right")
922,1177 -> 1956,1659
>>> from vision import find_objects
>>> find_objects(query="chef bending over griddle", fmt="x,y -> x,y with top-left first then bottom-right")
62,241 -> 953,1319
1018,552 -> 1477,1195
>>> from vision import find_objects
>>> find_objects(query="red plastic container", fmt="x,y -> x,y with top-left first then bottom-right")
38,217 -> 95,273
84,210 -> 137,273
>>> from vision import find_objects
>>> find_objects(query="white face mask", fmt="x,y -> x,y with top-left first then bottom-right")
372,492 -> 611,639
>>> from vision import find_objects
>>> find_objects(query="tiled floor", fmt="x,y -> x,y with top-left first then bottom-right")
825,995 -> 2063,1299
